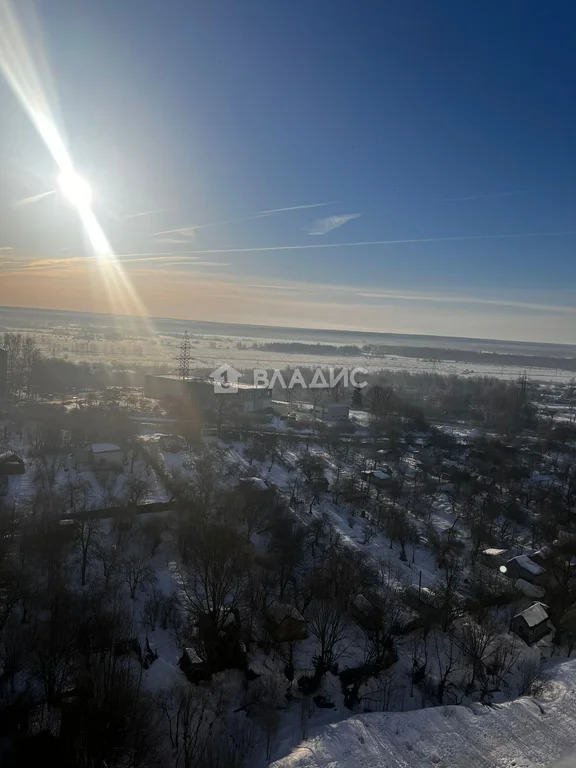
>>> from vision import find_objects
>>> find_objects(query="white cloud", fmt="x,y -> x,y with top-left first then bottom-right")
308,213 -> 362,236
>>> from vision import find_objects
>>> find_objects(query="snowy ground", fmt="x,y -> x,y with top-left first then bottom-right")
271,658 -> 576,768
12,320 -> 576,382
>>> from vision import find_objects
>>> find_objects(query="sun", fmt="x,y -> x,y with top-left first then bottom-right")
57,169 -> 92,208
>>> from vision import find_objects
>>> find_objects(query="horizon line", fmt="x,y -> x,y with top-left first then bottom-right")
1,302 -> 576,350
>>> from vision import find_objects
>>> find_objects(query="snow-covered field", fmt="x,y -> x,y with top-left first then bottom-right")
19,324 -> 576,382
272,659 -> 576,768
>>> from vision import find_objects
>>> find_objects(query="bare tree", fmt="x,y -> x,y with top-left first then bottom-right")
429,629 -> 463,705
455,615 -> 503,689
122,472 -> 150,507
179,523 -> 249,629
74,518 -> 101,586
139,515 -> 166,556
123,551 -> 156,599
156,684 -> 224,768
94,539 -> 123,589
306,599 -> 350,681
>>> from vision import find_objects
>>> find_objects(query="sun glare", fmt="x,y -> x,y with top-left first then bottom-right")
58,170 -> 92,208
0,0 -> 154,332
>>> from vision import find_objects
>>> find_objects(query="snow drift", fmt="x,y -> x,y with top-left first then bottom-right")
272,659 -> 576,768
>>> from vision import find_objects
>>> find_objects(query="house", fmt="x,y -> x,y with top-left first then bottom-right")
349,592 -> 414,633
236,383 -> 273,413
78,443 -> 123,471
239,476 -> 269,491
350,593 -> 384,630
511,602 -> 552,645
529,547 -> 551,567
322,403 -> 350,423
197,609 -> 247,672
504,554 -> 547,585
0,452 -> 25,476
403,584 -> 438,622
514,578 -> 546,600
157,434 -> 187,452
305,476 -> 329,493
266,601 -> 308,642
361,469 -> 394,489
0,452 -> 25,495
179,647 -> 211,683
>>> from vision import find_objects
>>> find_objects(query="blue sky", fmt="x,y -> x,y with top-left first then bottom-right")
1,0 -> 576,341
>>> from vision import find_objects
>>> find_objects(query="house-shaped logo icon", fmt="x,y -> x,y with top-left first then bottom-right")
210,363 -> 242,393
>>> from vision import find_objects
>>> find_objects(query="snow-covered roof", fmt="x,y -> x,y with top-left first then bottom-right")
514,579 -> 546,600
515,602 -> 549,627
483,548 -> 508,557
91,443 -> 122,453
267,601 -> 305,625
0,451 -> 23,463
241,476 -> 268,490
182,646 -> 203,665
404,584 -> 435,604
351,594 -> 374,615
507,554 -> 545,576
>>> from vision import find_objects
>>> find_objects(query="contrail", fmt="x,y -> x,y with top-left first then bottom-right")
123,208 -> 165,220
13,189 -> 55,207
444,190 -> 525,202
8,230 -> 576,275
257,202 -> 336,215
152,202 -> 334,237
144,229 -> 576,255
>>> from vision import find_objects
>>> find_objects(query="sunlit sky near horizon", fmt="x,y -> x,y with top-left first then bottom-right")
1,0 -> 576,343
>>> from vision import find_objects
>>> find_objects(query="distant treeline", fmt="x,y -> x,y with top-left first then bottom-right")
367,345 -> 576,372
29,357 -> 171,395
253,342 -> 363,356
253,340 -> 576,371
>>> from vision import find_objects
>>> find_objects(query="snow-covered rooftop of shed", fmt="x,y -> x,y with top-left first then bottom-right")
515,601 -> 549,627
514,579 -> 546,599
508,554 -> 546,575
91,443 -> 122,453
267,601 -> 305,624
241,476 -> 269,490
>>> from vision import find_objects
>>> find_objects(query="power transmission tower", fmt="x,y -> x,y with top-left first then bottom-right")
177,331 -> 192,380
518,371 -> 527,402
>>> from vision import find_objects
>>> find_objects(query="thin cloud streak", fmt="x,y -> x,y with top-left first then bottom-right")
122,208 -> 165,220
145,229 -> 576,255
355,290 -> 576,314
308,213 -> 362,236
152,202 -> 334,239
153,237 -> 191,244
257,201 -> 336,215
13,190 -> 55,208
0,252 -> 231,275
444,189 -> 525,202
